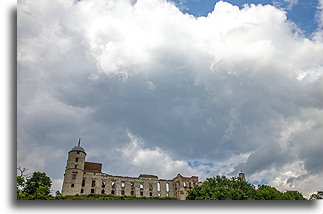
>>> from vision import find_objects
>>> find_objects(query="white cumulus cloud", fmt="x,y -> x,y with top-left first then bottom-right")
17,0 -> 323,197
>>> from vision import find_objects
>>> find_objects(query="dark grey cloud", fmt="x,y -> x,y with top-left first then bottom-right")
17,0 -> 323,196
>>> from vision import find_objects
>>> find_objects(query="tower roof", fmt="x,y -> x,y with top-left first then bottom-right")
70,145 -> 85,153
69,138 -> 85,153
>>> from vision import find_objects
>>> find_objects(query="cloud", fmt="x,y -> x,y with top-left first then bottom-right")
112,130 -> 197,179
284,0 -> 299,10
18,0 -> 323,196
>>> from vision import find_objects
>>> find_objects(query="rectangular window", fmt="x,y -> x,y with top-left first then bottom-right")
75,158 -> 79,162
121,190 -> 125,195
102,181 -> 106,188
72,173 -> 77,180
82,179 -> 85,187
91,189 -> 95,194
140,184 -> 144,189
111,190 -> 115,195
140,191 -> 143,196
81,189 -> 84,193
121,182 -> 125,188
149,183 -> 153,191
71,184 -> 74,187
149,192 -> 152,197
112,182 -> 115,188
91,180 -> 96,187
166,183 -> 169,192
131,191 -> 134,196
131,182 -> 134,190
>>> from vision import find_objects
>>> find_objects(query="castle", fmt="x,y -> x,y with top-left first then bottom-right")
61,140 -> 200,200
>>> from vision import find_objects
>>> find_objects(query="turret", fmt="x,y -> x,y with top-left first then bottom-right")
61,138 -> 86,196
238,170 -> 245,180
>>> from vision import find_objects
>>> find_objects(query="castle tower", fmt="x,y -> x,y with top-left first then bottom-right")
238,170 -> 245,180
61,138 -> 86,196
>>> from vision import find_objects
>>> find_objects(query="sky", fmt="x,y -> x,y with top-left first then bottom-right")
17,0 -> 323,198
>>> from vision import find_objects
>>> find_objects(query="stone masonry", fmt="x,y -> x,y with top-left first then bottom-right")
61,142 -> 200,200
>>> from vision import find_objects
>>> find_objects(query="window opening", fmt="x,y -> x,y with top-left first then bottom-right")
72,173 -> 77,180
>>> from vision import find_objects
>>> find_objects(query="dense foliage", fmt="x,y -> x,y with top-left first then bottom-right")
186,175 -> 305,200
186,176 -> 256,200
17,171 -> 54,200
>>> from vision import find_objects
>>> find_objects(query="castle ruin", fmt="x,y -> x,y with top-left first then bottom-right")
61,141 -> 200,200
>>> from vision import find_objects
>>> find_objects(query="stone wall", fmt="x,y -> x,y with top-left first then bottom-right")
61,146 -> 199,200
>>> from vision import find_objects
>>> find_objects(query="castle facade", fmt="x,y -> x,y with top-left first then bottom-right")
61,142 -> 199,200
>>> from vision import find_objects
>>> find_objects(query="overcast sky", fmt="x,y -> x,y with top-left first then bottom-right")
17,0 -> 323,197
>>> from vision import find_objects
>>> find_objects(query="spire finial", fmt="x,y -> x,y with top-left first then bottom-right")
78,138 -> 81,146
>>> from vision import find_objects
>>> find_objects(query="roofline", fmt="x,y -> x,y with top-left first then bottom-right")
68,150 -> 86,155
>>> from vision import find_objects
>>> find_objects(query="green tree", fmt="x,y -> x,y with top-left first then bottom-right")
17,171 -> 53,200
282,190 -> 305,200
24,172 -> 52,195
254,185 -> 283,200
186,176 -> 256,200
17,175 -> 25,189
